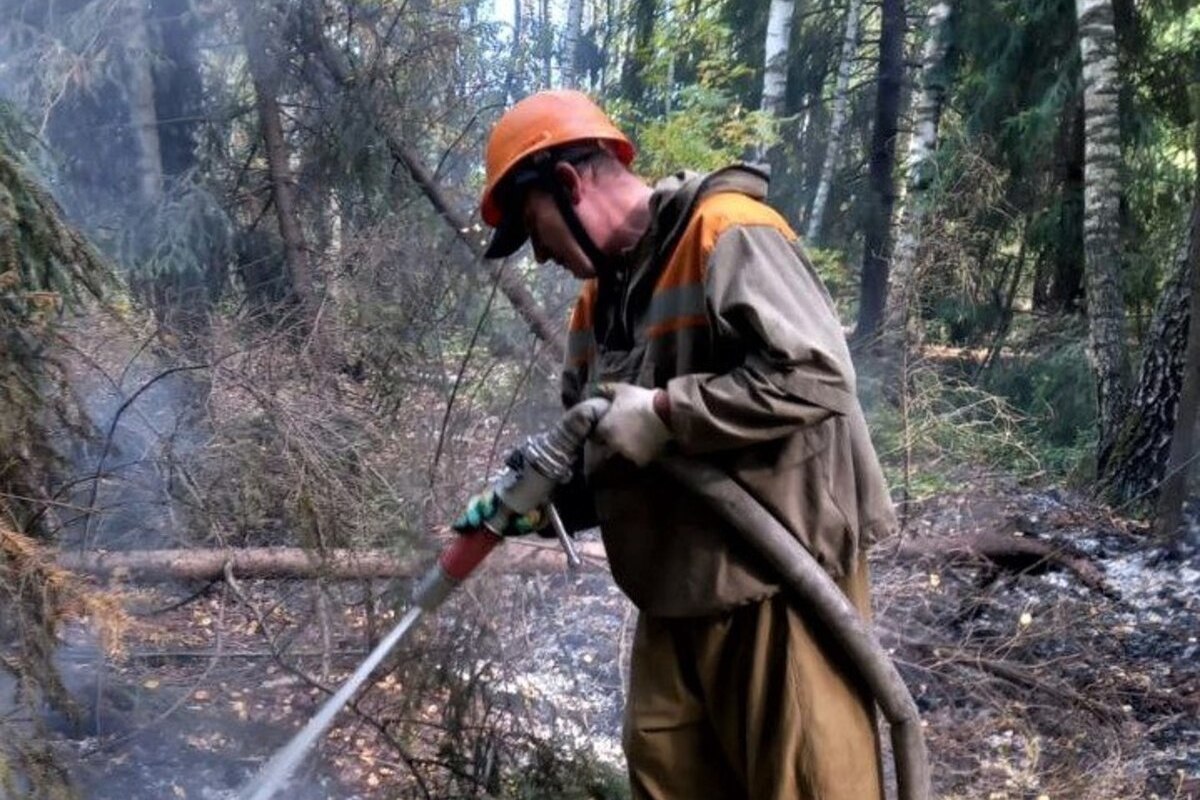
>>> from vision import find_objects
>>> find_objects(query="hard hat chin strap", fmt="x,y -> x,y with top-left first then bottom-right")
548,180 -> 610,273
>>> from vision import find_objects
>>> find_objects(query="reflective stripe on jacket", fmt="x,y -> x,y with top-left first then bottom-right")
562,164 -> 896,617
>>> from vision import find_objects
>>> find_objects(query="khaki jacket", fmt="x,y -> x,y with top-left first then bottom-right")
562,164 -> 896,617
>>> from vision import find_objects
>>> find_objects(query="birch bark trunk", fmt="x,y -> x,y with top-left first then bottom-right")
562,0 -> 584,87
1077,0 -> 1130,465
805,0 -> 862,243
1099,211 -> 1195,504
760,0 -> 794,117
1156,199 -> 1200,546
883,0 -> 953,345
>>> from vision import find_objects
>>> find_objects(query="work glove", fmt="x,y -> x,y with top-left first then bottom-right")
592,383 -> 672,467
452,489 -> 549,537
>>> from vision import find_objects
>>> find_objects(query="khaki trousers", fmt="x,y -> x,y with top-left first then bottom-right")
622,560 -> 884,800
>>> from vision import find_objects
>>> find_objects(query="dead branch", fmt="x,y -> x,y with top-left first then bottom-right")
57,540 -> 606,582
897,531 -> 1114,597
899,636 -> 1122,724
298,2 -> 566,362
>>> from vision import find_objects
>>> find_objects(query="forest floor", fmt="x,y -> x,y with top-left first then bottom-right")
46,475 -> 1200,799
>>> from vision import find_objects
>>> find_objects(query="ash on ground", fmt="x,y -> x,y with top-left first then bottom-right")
38,486 -> 1200,799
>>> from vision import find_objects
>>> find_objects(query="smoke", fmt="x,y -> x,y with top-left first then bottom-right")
54,345 -> 206,552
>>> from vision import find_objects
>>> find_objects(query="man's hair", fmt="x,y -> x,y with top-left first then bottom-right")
565,143 -> 626,179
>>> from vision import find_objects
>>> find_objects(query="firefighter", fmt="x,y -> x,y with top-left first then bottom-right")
463,89 -> 894,800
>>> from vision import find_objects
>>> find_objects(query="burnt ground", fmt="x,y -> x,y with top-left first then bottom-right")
42,481 -> 1200,799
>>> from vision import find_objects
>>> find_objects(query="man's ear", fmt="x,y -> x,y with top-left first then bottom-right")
553,161 -> 585,205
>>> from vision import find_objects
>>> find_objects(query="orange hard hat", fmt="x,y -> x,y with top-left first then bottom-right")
480,90 -> 635,257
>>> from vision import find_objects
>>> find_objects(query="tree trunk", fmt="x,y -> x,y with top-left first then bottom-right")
760,0 -> 795,119
1157,89 -> 1200,547
124,0 -> 163,206
621,0 -> 657,109
299,2 -> 567,362
56,544 -> 605,582
562,0 -> 584,88
854,0 -> 905,345
805,0 -> 862,244
883,0 -> 953,346
1098,211 -> 1195,505
1077,0 -> 1130,466
1156,196 -> 1200,546
540,0 -> 553,88
1048,94 -> 1086,312
504,0 -> 526,101
148,0 -> 217,350
236,1 -> 323,337
151,0 -> 203,180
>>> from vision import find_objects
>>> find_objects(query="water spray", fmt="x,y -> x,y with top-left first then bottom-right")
234,399 -> 608,800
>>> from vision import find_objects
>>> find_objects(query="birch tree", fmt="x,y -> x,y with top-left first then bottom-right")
754,0 -> 794,160
562,0 -> 584,87
1156,86 -> 1200,546
760,0 -> 794,118
1076,0 -> 1129,464
883,0 -> 953,343
1098,210 -> 1197,504
805,0 -> 862,243
540,0 -> 552,88
1156,199 -> 1199,546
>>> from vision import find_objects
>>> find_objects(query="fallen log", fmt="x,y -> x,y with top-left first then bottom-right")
897,531 -> 1114,596
57,540 -> 607,582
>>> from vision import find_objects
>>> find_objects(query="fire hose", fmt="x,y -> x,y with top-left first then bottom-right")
236,398 -> 930,800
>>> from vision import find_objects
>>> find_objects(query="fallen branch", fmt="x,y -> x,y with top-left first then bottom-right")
57,540 -> 606,582
897,531 -> 1114,597
898,636 -> 1122,724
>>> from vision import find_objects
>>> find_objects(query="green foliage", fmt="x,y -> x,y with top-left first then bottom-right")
802,244 -> 856,320
865,366 -> 1046,500
0,97 -> 116,800
622,87 -> 778,177
979,338 -> 1098,475
865,327 -> 1097,496
121,179 -> 232,285
925,295 -> 1004,346
610,0 -> 778,177
953,0 -> 1080,176
1,104 -> 113,527
503,743 -> 630,799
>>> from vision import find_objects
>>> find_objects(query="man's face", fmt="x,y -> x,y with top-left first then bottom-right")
521,184 -> 597,280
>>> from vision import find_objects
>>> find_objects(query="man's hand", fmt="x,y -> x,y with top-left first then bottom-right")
593,383 -> 672,467
452,490 -> 548,536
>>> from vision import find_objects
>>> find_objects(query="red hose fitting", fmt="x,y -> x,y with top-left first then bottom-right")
439,528 -> 503,581
413,529 -> 503,611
